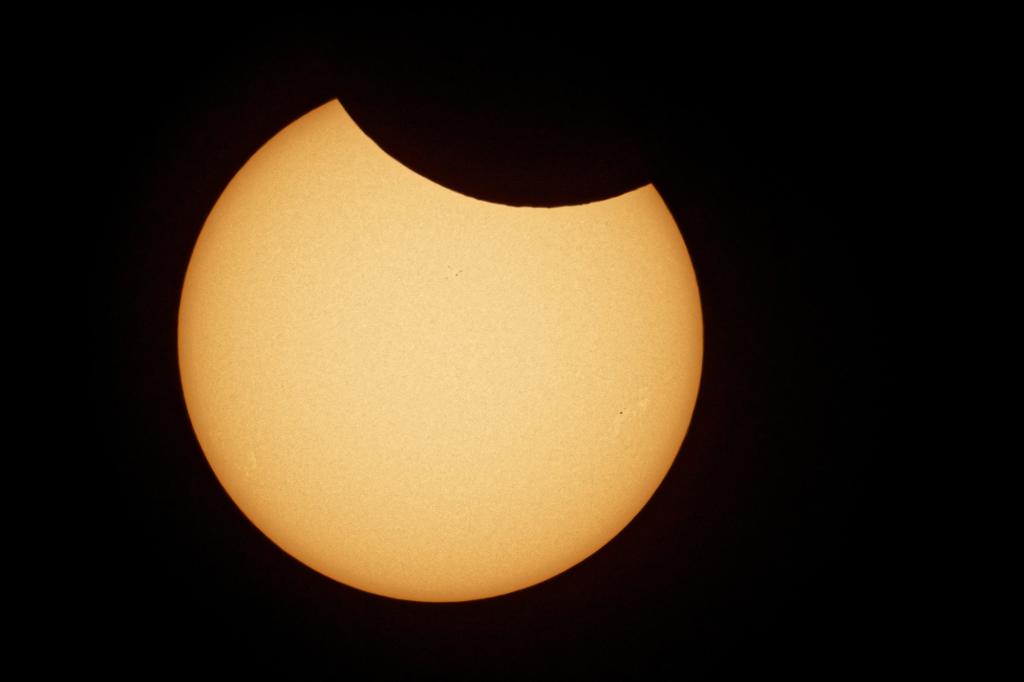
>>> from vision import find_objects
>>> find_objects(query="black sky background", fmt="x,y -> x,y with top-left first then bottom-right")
88,11 -> 897,677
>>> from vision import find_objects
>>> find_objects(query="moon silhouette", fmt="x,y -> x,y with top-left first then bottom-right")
178,99 -> 703,602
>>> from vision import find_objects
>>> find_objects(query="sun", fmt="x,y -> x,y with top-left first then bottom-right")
178,99 -> 702,602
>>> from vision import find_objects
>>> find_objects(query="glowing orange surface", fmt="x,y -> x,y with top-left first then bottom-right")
178,100 -> 702,602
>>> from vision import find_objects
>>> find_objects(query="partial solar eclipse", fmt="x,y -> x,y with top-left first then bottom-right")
178,100 -> 702,602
